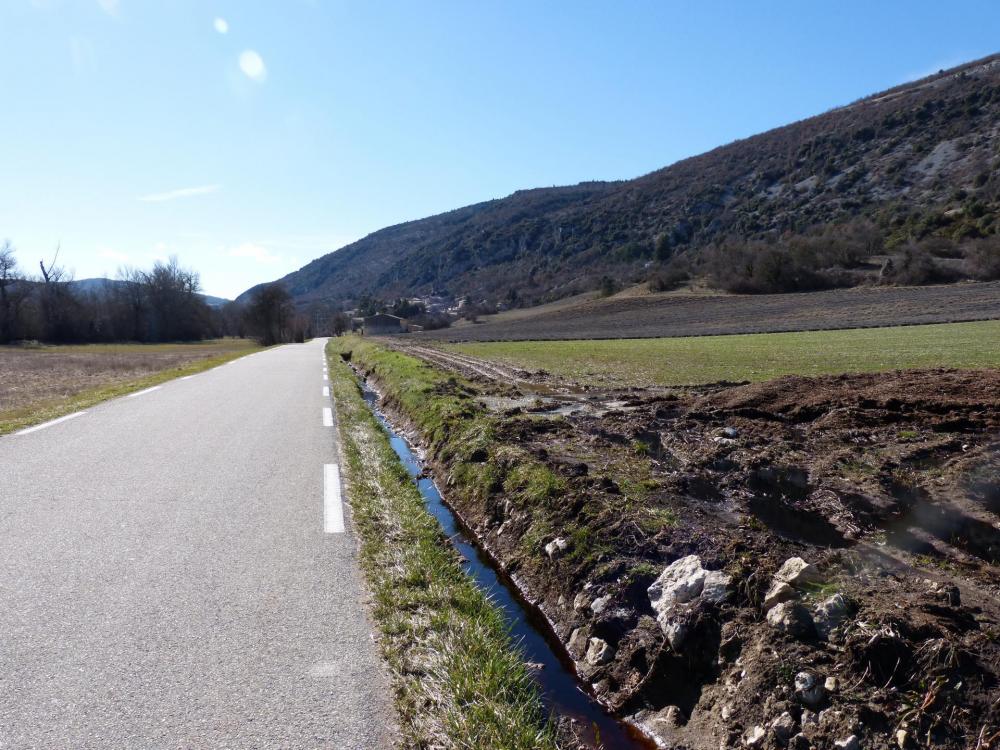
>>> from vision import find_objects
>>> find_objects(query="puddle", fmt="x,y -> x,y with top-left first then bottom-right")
359,380 -> 654,749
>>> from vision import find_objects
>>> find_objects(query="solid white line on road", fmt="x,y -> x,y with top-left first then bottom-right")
324,464 -> 345,533
15,411 -> 87,436
323,407 -> 334,427
127,386 -> 162,399
323,386 -> 330,397
180,375 -> 195,381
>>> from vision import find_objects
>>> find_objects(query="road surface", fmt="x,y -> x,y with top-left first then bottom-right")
0,339 -> 393,748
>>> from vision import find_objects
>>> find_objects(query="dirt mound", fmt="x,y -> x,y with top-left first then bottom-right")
380,345 -> 1000,748
700,369 -> 1000,420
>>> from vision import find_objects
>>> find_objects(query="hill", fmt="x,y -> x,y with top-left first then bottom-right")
240,54 -> 1000,309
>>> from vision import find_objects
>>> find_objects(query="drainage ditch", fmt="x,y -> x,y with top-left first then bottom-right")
358,380 -> 654,750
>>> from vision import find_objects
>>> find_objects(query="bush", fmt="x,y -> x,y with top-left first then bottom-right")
648,255 -> 691,291
884,242 -> 955,286
966,235 -> 1000,280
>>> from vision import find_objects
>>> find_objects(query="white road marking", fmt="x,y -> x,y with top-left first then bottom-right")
127,386 -> 162,399
180,375 -> 195,381
323,373 -> 328,382
323,386 -> 330,397
322,407 -> 334,427
15,411 -> 86,436
324,464 -> 345,533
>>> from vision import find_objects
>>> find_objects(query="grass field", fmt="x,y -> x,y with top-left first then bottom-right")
0,339 -> 262,435
448,319 -> 1000,387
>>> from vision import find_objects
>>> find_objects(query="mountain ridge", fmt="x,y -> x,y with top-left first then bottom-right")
239,52 -> 1000,309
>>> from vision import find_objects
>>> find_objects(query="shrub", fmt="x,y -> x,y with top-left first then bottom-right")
966,235 -> 1000,280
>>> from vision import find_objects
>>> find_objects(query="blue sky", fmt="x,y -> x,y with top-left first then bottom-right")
1,1 -> 997,298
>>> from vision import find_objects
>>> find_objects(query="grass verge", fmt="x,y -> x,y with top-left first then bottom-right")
448,319 -> 1000,387
325,340 -> 558,750
0,340 -> 263,435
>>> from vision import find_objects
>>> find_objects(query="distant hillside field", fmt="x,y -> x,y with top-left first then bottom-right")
417,280 -> 1000,342
243,54 -> 1000,310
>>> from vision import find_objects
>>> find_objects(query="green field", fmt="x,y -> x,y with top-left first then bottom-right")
449,320 -> 1000,387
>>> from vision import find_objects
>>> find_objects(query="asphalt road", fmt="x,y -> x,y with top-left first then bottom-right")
0,339 -> 394,749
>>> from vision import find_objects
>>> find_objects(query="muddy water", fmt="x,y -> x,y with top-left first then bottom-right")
359,382 -> 654,750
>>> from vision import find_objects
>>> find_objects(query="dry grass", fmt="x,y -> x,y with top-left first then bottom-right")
0,339 -> 261,434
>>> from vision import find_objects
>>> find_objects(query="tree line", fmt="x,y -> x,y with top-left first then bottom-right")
0,241 -> 319,346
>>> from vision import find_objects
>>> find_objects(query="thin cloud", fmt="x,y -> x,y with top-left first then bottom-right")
138,184 -> 221,203
214,17 -> 229,34
228,243 -> 283,264
97,0 -> 119,16
98,247 -> 130,263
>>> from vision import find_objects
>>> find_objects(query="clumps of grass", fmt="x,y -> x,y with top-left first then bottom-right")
504,462 -> 566,507
897,429 -> 920,440
632,439 -> 651,456
326,344 -> 557,750
636,506 -> 679,534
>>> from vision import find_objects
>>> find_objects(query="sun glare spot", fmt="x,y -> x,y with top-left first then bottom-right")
238,50 -> 267,82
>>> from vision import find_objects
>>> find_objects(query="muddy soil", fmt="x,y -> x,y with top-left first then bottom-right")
373,346 -> 1000,749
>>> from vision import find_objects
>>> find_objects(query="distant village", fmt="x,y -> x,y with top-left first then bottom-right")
342,293 -> 509,335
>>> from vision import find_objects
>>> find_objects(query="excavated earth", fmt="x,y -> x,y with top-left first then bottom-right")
375,344 -> 1000,750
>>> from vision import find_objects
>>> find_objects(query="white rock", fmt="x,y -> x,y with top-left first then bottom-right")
775,557 -> 821,588
764,580 -> 797,609
585,637 -> 613,666
573,592 -> 590,611
744,725 -> 766,747
590,594 -> 612,614
648,555 -> 707,612
648,555 -> 731,635
834,736 -> 860,750
767,602 -> 815,638
814,593 -> 849,637
663,618 -> 689,651
825,676 -> 840,693
771,711 -> 796,742
567,628 -> 588,660
702,569 -> 733,603
795,671 -> 825,707
545,536 -> 569,558
801,709 -> 818,728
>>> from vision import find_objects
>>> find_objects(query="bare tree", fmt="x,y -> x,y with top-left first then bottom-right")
0,240 -> 29,343
245,283 -> 295,346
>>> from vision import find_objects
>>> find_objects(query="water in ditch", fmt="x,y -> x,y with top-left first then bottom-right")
360,382 -> 654,750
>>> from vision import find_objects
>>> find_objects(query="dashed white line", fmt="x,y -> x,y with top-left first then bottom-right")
15,411 -> 87,436
322,407 -> 334,427
324,464 -> 345,533
323,386 -> 330,397
323,373 -> 328,382
127,386 -> 162,399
